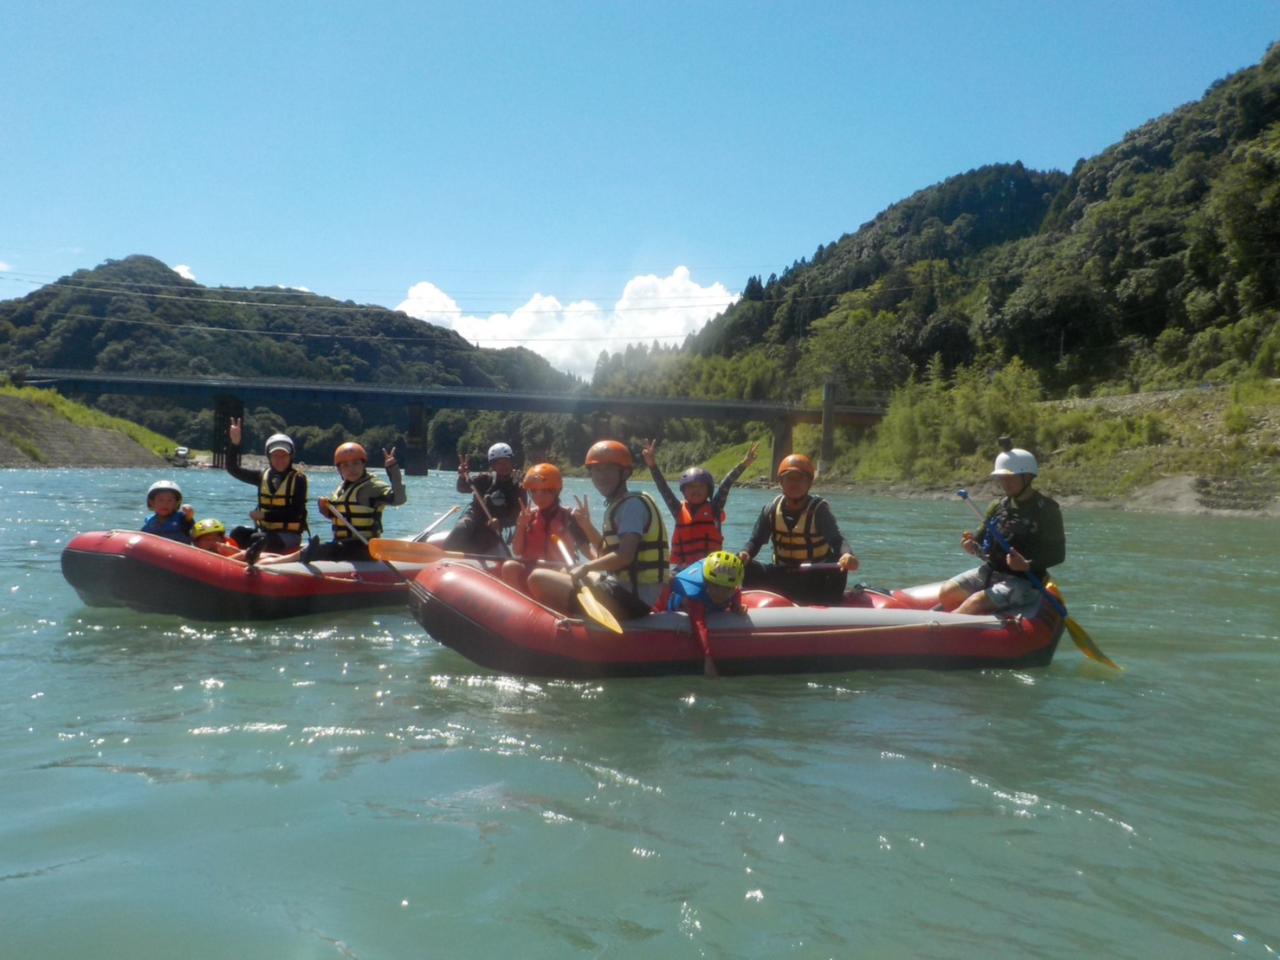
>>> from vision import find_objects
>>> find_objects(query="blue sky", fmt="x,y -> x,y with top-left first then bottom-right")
2,1 -> 1277,377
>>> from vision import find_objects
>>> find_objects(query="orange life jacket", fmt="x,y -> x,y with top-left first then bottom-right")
670,500 -> 724,568
520,504 -> 578,562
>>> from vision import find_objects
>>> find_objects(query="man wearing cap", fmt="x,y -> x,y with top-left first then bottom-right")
938,438 -> 1065,615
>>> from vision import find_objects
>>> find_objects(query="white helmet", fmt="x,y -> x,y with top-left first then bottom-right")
487,442 -> 514,461
991,437 -> 1038,477
146,479 -> 183,505
264,433 -> 295,456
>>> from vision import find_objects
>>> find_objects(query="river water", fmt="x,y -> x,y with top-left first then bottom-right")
1,468 -> 1276,959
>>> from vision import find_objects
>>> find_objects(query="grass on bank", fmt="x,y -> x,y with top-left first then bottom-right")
0,382 -> 180,460
835,360 -> 1280,500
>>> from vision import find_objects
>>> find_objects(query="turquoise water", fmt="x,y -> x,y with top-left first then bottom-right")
2,468 -> 1277,958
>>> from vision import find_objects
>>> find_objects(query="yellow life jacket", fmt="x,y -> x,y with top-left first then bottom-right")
257,468 -> 305,533
602,491 -> 669,589
770,494 -> 831,565
330,475 -> 384,540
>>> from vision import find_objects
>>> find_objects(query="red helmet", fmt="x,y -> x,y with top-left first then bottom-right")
584,440 -> 633,469
334,442 -> 367,466
777,453 -> 815,480
523,463 -> 563,492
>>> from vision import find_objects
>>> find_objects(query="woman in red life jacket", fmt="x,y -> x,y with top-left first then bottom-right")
501,463 -> 593,595
641,438 -> 759,571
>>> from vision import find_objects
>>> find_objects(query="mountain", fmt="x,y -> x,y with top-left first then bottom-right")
0,255 -> 582,465
595,39 -> 1280,404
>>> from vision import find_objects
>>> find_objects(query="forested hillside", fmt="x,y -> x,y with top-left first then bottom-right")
589,39 -> 1280,484
0,255 -> 583,466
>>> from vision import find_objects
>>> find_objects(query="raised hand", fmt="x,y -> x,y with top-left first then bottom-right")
641,438 -> 658,467
743,440 -> 759,466
228,417 -> 242,446
383,447 -> 397,469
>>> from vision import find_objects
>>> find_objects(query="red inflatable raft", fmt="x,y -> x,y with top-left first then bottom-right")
61,530 -> 420,621
406,560 -> 1066,679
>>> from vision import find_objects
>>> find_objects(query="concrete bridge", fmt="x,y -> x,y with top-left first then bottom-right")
22,368 -> 887,474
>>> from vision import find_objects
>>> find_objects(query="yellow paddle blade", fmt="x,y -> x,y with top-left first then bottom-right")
577,582 -> 624,634
1066,616 -> 1121,670
368,539 -> 447,564
548,533 -> 622,634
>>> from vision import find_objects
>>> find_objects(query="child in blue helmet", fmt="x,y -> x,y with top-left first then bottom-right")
641,439 -> 758,571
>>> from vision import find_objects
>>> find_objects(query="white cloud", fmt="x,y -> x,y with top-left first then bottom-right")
171,264 -> 196,281
0,261 -> 12,272
395,267 -> 738,379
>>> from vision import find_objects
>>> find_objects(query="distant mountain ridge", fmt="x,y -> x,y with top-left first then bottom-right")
0,254 -> 583,465
3,40 -> 1278,473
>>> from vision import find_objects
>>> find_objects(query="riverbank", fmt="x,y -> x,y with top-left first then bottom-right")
4,385 -> 1276,518
0,393 -> 169,468
811,475 -> 1280,519
809,380 -> 1280,519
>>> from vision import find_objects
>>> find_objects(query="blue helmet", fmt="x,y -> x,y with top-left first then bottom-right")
679,467 -> 714,491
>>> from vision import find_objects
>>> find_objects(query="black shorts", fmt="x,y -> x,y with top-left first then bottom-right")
571,574 -> 653,621
742,560 -> 847,605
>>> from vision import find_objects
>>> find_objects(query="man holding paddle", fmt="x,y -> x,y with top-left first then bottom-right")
528,440 -> 669,621
442,442 -> 525,556
938,438 -> 1065,615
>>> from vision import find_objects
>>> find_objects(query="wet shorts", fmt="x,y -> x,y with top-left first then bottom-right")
571,574 -> 657,621
950,565 -> 1041,610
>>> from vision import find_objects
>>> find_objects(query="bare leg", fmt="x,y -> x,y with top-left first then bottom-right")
955,589 -> 997,615
527,569 -> 573,611
936,581 -> 969,611
501,560 -> 528,593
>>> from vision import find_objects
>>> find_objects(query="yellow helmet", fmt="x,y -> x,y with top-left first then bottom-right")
192,518 -> 225,538
702,551 -> 745,589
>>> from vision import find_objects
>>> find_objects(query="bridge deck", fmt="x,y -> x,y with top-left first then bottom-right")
22,369 -> 887,425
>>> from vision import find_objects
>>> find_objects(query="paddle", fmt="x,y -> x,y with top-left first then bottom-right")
469,482 -> 513,558
957,489 -> 1119,669
552,535 -> 623,634
688,602 -> 719,680
369,538 -> 565,566
325,503 -> 424,598
411,504 -> 460,542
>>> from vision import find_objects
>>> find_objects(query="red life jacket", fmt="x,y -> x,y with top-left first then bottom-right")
670,500 -> 724,568
520,504 -> 577,562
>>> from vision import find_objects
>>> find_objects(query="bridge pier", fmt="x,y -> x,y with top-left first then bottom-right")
212,394 -> 244,469
770,418 -> 793,477
818,382 -> 836,477
404,403 -> 430,476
